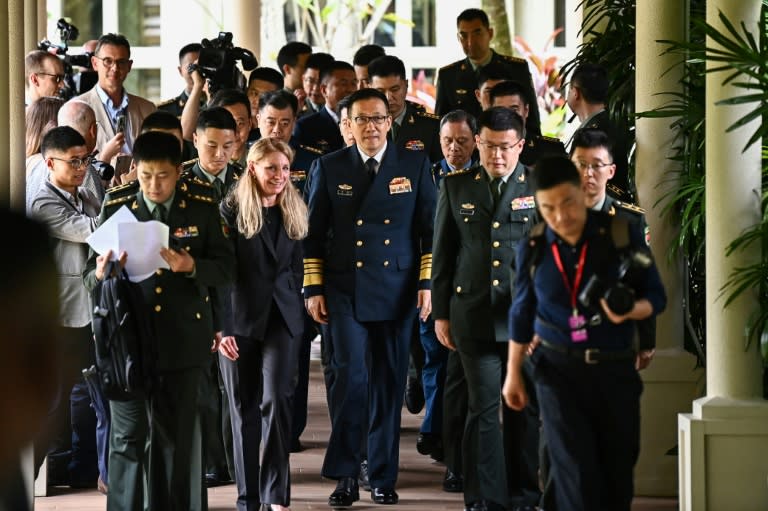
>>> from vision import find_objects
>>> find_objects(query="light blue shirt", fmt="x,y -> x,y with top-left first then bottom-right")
95,84 -> 131,153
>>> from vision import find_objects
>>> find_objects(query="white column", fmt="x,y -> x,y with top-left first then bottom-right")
679,1 -> 768,509
231,0 -> 260,60
634,0 -> 703,496
24,0 -> 38,52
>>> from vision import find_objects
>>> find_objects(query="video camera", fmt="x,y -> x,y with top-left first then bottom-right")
578,249 -> 653,316
38,18 -> 95,98
188,32 -> 258,95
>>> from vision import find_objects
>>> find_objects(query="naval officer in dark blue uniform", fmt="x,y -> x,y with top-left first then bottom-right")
303,88 -> 436,507
503,156 -> 666,511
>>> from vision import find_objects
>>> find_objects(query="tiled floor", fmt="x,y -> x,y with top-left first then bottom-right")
35,360 -> 678,510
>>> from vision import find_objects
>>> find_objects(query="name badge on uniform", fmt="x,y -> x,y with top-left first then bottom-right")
389,177 -> 412,194
337,184 -> 353,197
510,196 -> 535,210
404,139 -> 425,151
459,202 -> 475,215
174,226 -> 199,238
456,89 -> 467,95
290,170 -> 306,182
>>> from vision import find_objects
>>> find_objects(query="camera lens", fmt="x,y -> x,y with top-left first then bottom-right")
604,285 -> 635,316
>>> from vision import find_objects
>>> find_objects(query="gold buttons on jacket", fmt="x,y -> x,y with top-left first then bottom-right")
456,286 -> 462,293
384,239 -> 390,245
492,241 -> 500,248
357,219 -> 363,226
356,240 -> 363,247
155,287 -> 162,294
156,269 -> 163,276
185,246 -> 191,252
383,260 -> 390,267
464,218 -> 469,223
492,279 -> 500,286
154,305 -> 162,312
492,221 -> 500,229
523,217 -> 529,222
356,261 -> 364,268
205,296 -> 210,302
384,219 -> 391,224
195,312 -> 201,319
493,260 -> 500,267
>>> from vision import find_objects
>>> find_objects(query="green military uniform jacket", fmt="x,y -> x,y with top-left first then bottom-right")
83,180 -> 235,371
520,134 -> 567,167
432,162 -> 537,349
393,103 -> 443,163
182,161 -> 243,201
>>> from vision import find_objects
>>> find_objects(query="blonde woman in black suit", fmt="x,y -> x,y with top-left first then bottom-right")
218,138 -> 308,511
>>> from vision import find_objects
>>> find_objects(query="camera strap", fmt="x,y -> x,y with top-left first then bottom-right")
551,241 -> 588,312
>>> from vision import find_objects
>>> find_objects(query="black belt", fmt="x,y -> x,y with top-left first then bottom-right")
540,339 -> 635,365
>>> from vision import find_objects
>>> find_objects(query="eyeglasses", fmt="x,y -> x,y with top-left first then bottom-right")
37,72 -> 65,84
49,156 -> 93,169
352,115 -> 389,126
93,56 -> 132,69
574,161 -> 614,172
477,138 -> 521,153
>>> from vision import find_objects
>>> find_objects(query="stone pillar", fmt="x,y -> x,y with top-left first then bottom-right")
231,0 -> 260,61
24,0 -> 38,52
678,1 -> 768,509
634,0 -> 703,496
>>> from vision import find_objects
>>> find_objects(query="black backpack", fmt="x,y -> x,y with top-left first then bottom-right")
89,261 -> 156,400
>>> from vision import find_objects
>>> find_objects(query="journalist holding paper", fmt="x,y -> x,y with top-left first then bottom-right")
83,130 -> 234,511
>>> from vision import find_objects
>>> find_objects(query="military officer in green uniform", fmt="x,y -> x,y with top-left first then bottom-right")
83,130 -> 234,511
435,8 -> 538,131
156,43 -> 204,118
432,107 -> 538,511
490,80 -> 566,166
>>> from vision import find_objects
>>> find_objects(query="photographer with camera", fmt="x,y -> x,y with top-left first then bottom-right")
77,33 -> 156,178
502,156 -> 666,511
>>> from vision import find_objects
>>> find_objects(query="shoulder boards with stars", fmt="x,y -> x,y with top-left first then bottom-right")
181,172 -> 214,188
607,183 -> 628,199
614,200 -> 645,215
444,168 -> 472,178
103,193 -> 135,208
179,180 -> 217,204
499,54 -> 527,65
156,97 -> 176,108
416,110 -> 440,121
300,144 -> 324,155
182,158 -> 198,170
105,180 -> 139,196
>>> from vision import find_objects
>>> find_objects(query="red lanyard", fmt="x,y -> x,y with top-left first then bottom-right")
550,241 -> 588,310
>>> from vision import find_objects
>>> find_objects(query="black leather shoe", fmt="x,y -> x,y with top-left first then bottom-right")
416,433 -> 442,456
358,459 -> 371,491
404,376 -> 425,414
329,477 -> 359,508
290,438 -> 305,453
463,499 -> 488,511
442,468 -> 463,493
371,487 -> 399,505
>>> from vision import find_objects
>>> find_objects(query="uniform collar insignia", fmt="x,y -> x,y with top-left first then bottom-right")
131,200 -> 139,210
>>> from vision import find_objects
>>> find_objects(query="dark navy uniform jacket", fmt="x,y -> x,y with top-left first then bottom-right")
303,143 -> 436,322
288,138 -> 325,196
292,107 -> 344,154
508,210 -> 666,350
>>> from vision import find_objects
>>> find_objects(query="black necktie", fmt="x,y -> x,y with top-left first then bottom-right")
365,158 -> 377,182
213,179 -> 225,200
491,177 -> 506,205
153,203 -> 166,223
389,122 -> 399,142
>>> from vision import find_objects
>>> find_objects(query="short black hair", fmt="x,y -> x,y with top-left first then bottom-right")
335,94 -> 354,119
477,63 -> 511,88
367,55 -> 406,81
489,80 -> 530,107
178,43 -> 202,62
571,63 -> 609,104
353,44 -> 386,66
320,61 -> 355,84
141,110 -> 182,133
346,88 -> 389,117
440,109 -> 478,135
477,107 -> 525,138
305,52 -> 335,72
258,90 -> 299,117
133,131 -> 182,167
276,42 -> 312,75
530,156 -> 581,192
569,128 -> 614,159
41,126 -> 86,157
196,106 -> 236,132
95,33 -> 131,55
457,8 -> 489,28
248,67 -> 284,89
209,89 -> 251,119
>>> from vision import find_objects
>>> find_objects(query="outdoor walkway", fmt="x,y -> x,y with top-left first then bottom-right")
35,359 -> 678,511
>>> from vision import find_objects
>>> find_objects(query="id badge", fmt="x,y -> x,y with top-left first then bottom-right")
569,312 -> 588,343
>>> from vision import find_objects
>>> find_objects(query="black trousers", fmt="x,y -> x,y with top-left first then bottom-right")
531,347 -> 642,511
219,307 -> 301,510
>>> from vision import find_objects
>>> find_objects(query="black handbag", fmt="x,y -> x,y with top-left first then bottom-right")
89,260 -> 156,400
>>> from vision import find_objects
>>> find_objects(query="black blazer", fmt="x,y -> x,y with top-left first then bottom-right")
220,202 -> 304,340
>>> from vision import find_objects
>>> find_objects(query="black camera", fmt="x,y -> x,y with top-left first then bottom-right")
188,32 -> 258,95
38,18 -> 94,99
91,159 -> 115,182
578,250 -> 653,316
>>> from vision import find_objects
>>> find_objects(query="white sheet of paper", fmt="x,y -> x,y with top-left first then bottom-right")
86,205 -> 171,282
117,221 -> 170,282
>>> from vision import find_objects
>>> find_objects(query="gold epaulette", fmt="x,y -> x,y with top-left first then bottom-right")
444,168 -> 472,178
540,135 -> 563,143
417,111 -> 440,121
614,200 -> 645,215
179,180 -> 217,204
182,174 -> 214,188
300,144 -> 324,155
104,180 -> 139,203
156,97 -> 176,107
182,158 -> 198,170
104,193 -> 135,208
501,54 -> 527,64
